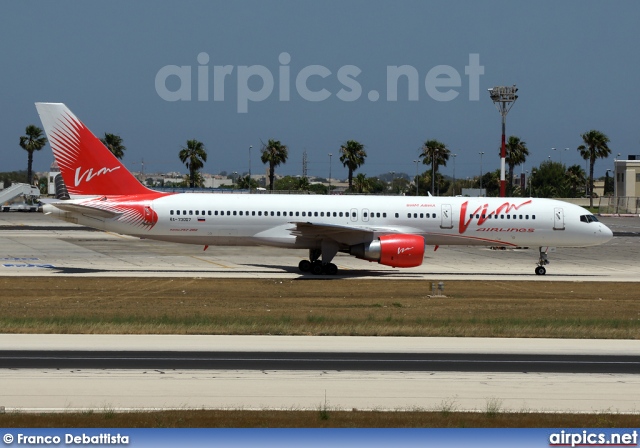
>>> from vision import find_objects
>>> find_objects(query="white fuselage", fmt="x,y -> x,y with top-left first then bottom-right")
45,193 -> 613,250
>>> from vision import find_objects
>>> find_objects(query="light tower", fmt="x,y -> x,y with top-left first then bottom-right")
488,85 -> 518,197
452,153 -> 457,196
479,151 -> 485,191
248,145 -> 252,193
328,153 -> 332,195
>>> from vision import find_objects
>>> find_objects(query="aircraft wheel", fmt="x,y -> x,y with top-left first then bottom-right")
535,266 -> 546,275
311,261 -> 324,275
298,260 -> 311,273
324,263 -> 338,275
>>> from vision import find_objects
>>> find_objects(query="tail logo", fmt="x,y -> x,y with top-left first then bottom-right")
74,166 -> 121,187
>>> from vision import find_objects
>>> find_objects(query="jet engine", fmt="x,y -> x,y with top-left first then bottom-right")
350,234 -> 425,268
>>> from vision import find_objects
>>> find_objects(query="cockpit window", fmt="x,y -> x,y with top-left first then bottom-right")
580,214 -> 599,223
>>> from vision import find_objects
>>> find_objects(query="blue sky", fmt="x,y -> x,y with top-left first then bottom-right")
2,0 -> 638,182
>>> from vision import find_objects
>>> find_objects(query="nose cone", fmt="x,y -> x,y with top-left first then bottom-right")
599,223 -> 614,244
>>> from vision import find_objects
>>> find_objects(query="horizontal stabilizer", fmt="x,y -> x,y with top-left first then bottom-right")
50,202 -> 122,219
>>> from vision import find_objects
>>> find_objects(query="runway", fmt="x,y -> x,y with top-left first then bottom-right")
3,351 -> 639,373
1,213 -> 639,413
0,335 -> 639,413
1,212 -> 639,280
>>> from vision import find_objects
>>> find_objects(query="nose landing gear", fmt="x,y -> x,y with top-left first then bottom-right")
535,247 -> 549,275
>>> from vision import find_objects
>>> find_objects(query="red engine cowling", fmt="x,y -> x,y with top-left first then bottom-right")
350,234 -> 425,268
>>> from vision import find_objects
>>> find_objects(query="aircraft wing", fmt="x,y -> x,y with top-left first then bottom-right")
46,202 -> 122,219
289,221 -> 422,246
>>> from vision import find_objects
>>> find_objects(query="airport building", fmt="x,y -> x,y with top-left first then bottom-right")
614,156 -> 640,197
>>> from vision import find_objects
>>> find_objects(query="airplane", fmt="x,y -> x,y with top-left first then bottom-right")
35,102 -> 613,276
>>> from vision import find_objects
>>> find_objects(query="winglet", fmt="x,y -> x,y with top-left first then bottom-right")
35,103 -> 155,196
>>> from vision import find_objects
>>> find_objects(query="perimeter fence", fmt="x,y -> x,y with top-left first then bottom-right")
598,196 -> 640,215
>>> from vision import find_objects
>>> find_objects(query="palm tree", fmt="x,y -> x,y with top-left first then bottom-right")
353,173 -> 372,193
100,133 -> 126,160
339,140 -> 366,191
578,130 -> 611,207
237,175 -> 258,190
420,139 -> 449,195
296,176 -> 310,191
179,139 -> 207,188
261,139 -> 288,191
565,164 -> 586,198
503,136 -> 529,196
19,125 -> 48,185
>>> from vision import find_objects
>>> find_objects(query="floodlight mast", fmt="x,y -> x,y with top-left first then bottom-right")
488,85 -> 518,197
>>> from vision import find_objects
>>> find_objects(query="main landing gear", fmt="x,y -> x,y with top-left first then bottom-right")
298,248 -> 339,275
535,247 -> 549,275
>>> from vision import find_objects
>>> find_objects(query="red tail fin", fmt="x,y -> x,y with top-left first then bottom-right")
35,103 -> 154,196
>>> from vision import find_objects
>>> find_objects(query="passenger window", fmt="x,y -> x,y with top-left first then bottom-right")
214,211 -> 218,216
170,210 -> 174,215
270,211 -> 274,216
252,211 -> 255,216
363,212 -> 367,218
507,215 -> 510,219
433,213 -> 436,218
176,210 -> 180,215
189,210 -> 193,215
302,212 -> 306,217
321,212 -> 325,217
226,211 -> 230,216
333,212 -> 337,217
395,213 -> 399,218
407,213 -> 411,218
296,212 -> 300,216
532,215 -> 536,219
519,215 -> 522,219
420,213 -> 423,218
314,212 -> 318,217
239,211 -> 243,216
208,211 -> 212,216
339,212 -> 343,217
233,211 -> 237,216
383,213 -> 387,218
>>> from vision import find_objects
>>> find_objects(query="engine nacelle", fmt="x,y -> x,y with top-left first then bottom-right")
350,234 -> 425,268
